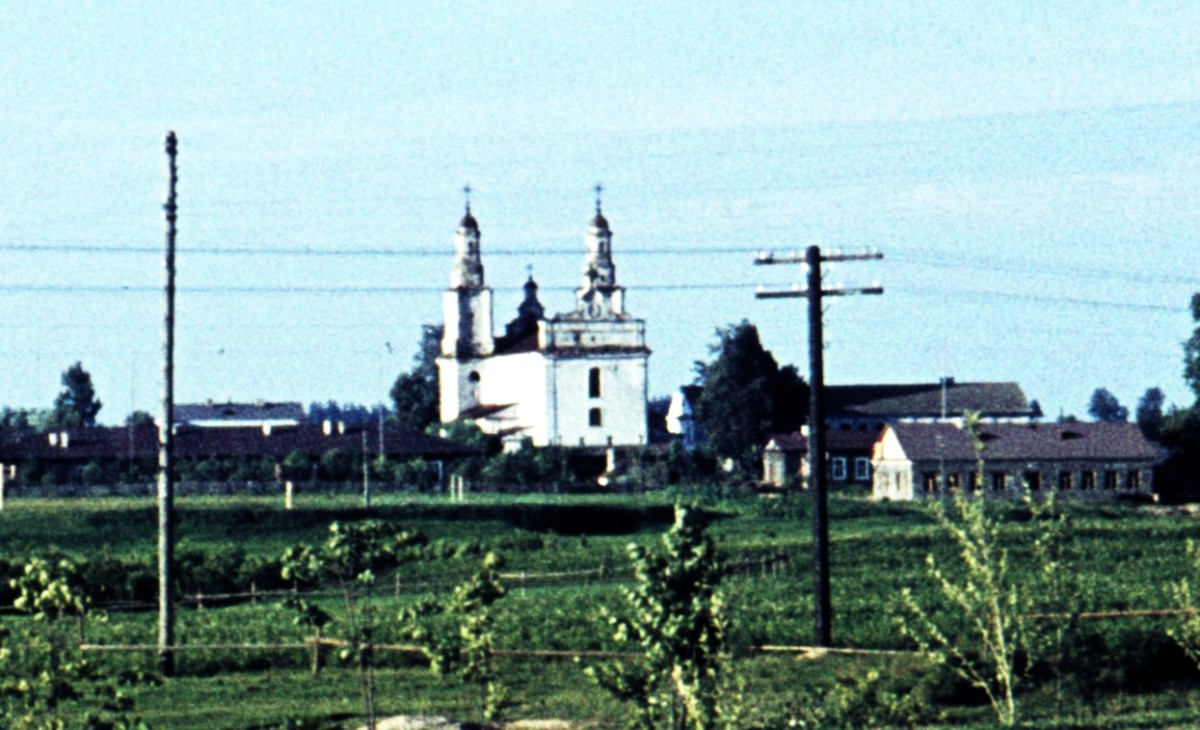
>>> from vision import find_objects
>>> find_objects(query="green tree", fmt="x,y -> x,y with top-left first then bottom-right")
1136,387 -> 1167,441
694,321 -> 807,467
280,521 -> 427,730
3,556 -> 151,729
1087,387 -> 1129,422
587,505 -> 727,730
124,410 -> 156,429
390,324 -> 443,431
50,361 -> 103,428
402,552 -> 510,723
1185,293 -> 1200,401
895,414 -> 1071,727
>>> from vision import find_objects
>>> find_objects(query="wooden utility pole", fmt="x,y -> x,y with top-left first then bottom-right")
756,245 -> 882,647
158,130 -> 178,675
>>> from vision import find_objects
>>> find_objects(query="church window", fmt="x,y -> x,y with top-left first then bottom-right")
589,367 -> 601,398
589,408 -> 602,427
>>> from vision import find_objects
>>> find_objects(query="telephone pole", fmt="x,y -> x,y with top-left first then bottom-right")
158,130 -> 179,675
756,245 -> 882,647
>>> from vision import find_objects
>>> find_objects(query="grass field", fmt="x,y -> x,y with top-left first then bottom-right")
3,489 -> 1200,728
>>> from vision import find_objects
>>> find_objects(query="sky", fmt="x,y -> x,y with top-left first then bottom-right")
1,1 -> 1198,425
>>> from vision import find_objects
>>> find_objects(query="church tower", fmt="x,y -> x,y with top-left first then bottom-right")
438,193 -> 495,423
440,195 -> 494,358
575,186 -> 626,318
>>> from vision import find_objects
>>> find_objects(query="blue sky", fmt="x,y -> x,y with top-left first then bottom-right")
2,2 -> 1198,423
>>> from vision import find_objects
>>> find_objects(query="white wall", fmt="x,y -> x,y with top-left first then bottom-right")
550,353 -> 647,447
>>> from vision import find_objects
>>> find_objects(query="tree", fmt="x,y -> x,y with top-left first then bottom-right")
124,410 -> 156,429
281,521 -> 427,730
1185,293 -> 1200,401
896,414 -> 1072,727
1087,387 -> 1128,423
694,321 -> 808,466
1136,387 -> 1167,441
391,324 -> 442,431
587,506 -> 726,730
50,361 -> 102,428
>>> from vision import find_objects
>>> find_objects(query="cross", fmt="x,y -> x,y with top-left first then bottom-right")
463,184 -> 472,213
594,183 -> 603,214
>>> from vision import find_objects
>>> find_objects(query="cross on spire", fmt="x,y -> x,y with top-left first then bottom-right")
594,183 -> 603,215
463,183 -> 472,214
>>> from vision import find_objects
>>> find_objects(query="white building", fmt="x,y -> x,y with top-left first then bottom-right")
436,197 -> 650,448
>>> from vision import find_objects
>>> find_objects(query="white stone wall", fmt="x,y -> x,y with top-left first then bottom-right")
541,318 -> 645,351
441,288 -> 494,358
549,354 -> 647,447
474,351 -> 550,444
436,357 -> 479,423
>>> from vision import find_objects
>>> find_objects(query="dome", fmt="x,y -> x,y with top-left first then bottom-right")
590,211 -> 609,230
459,210 -> 479,231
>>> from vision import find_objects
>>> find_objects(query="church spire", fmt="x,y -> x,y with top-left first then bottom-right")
576,185 -> 625,317
450,184 -> 484,290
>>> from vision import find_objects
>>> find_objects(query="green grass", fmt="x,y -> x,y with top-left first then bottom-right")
4,490 -> 1200,727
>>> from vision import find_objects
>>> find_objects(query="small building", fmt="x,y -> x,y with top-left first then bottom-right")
871,421 -> 1162,501
763,432 -> 805,486
665,385 -> 704,451
762,429 -> 879,488
175,401 -> 305,429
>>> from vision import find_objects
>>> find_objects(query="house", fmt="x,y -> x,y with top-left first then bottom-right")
762,429 -> 879,488
827,378 -> 1034,432
175,401 -> 305,429
761,378 -> 1032,488
437,194 -> 650,449
665,385 -> 704,451
871,421 -> 1162,501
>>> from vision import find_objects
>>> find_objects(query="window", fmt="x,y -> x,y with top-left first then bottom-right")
1081,470 -> 1096,490
854,457 -> 870,481
588,367 -> 601,398
831,457 -> 847,481
588,408 -> 602,427
922,472 -> 938,493
1059,471 -> 1073,490
946,473 -> 961,491
991,472 -> 1007,492
967,472 -> 980,492
1104,470 -> 1119,490
1127,470 -> 1141,490
1024,471 -> 1041,491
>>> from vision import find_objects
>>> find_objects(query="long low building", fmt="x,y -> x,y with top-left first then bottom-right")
872,421 -> 1163,501
0,421 -> 474,487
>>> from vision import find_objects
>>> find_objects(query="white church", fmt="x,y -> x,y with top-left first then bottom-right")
436,193 -> 650,449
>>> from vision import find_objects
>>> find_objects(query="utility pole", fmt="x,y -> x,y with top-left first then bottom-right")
158,130 -> 179,675
756,245 -> 882,647
362,429 -> 371,509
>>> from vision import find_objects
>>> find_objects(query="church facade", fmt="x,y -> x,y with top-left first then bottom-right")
436,198 -> 650,448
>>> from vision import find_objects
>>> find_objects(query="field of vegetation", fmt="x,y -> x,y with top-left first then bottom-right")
3,488 -> 1200,728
